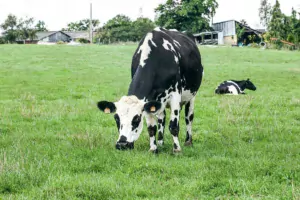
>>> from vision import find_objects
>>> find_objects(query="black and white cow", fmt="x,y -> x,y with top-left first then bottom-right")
215,79 -> 256,95
97,27 -> 203,153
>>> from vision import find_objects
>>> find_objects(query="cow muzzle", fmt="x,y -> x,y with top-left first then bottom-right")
115,142 -> 134,150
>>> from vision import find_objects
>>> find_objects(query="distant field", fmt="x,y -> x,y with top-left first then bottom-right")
0,44 -> 299,199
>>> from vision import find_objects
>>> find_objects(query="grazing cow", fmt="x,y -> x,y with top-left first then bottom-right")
215,79 -> 256,95
97,27 -> 203,153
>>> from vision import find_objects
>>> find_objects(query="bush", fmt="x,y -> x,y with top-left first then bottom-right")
274,39 -> 283,50
0,37 -> 6,44
77,38 -> 90,44
56,41 -> 66,45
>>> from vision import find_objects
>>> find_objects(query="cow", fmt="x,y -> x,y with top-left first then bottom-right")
97,27 -> 203,153
215,79 -> 257,95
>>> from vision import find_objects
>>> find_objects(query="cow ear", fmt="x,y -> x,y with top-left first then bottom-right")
144,101 -> 162,114
247,78 -> 250,81
97,101 -> 116,114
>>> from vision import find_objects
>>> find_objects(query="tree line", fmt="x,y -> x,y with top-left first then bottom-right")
1,0 -> 299,48
259,0 -> 300,48
0,0 -> 218,44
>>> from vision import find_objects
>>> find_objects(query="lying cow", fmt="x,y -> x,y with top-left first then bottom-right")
215,79 -> 256,95
97,27 -> 204,153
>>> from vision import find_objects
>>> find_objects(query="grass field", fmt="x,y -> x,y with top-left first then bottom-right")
0,44 -> 299,199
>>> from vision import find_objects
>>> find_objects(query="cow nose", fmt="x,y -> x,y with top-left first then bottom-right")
115,142 -> 134,150
116,142 -> 128,150
119,135 -> 127,143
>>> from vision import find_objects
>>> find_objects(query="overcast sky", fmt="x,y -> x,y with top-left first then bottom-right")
0,0 -> 299,31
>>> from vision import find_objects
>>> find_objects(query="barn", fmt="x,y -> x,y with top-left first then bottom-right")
16,31 -> 72,44
194,20 -> 264,46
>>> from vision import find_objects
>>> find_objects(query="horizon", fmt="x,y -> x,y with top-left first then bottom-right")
0,0 -> 299,32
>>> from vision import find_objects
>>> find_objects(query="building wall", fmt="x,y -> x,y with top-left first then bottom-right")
42,32 -> 71,43
223,35 -> 237,45
213,20 -> 236,37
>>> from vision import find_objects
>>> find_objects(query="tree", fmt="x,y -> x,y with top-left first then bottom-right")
62,19 -> 100,31
35,20 -> 48,31
288,8 -> 300,43
155,0 -> 218,33
259,0 -> 272,28
1,14 -> 18,43
268,0 -> 284,38
236,23 -> 245,43
101,15 -> 133,42
132,18 -> 155,41
17,17 -> 37,43
240,19 -> 248,26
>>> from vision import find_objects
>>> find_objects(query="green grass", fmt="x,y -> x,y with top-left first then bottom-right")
0,44 -> 299,199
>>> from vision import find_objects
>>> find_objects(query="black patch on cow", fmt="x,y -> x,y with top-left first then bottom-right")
189,114 -> 194,122
158,119 -> 163,124
173,143 -> 178,149
158,124 -> 161,130
97,101 -> 116,113
174,110 -> 179,116
185,118 -> 189,124
158,132 -> 164,141
185,131 -> 190,142
131,114 -> 142,131
147,125 -> 157,137
114,114 -> 120,130
185,102 -> 190,117
169,118 -> 179,136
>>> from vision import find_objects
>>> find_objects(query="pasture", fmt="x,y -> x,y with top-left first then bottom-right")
0,44 -> 299,199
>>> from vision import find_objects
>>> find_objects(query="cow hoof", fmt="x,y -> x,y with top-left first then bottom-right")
173,148 -> 182,153
184,141 -> 193,146
157,140 -> 164,146
149,148 -> 158,154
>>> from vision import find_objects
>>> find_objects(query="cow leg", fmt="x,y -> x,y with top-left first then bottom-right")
169,93 -> 181,153
184,97 -> 195,146
157,110 -> 166,146
145,114 -> 158,153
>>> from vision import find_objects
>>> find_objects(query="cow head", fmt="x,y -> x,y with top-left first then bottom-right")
245,79 -> 257,91
97,96 -> 161,150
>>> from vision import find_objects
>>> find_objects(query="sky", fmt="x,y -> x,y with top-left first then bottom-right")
0,0 -> 299,31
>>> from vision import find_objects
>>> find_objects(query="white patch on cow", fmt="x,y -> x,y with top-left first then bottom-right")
169,29 -> 178,32
185,97 -> 195,138
162,39 -> 176,52
115,96 -> 145,142
172,136 -> 181,152
162,39 -> 179,64
145,113 -> 157,151
173,40 -> 181,48
227,81 -> 243,94
227,85 -> 239,95
181,89 -> 195,103
137,33 -> 156,67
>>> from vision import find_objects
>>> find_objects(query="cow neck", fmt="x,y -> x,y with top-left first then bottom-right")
232,80 -> 246,91
127,68 -> 155,101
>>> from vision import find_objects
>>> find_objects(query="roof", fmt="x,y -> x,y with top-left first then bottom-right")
213,20 -> 264,35
194,31 -> 220,36
63,31 -> 97,39
213,19 -> 237,25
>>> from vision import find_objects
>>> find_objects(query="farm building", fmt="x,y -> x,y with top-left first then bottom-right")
63,31 -> 97,42
16,31 -> 72,44
16,31 -> 96,44
194,20 -> 264,46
